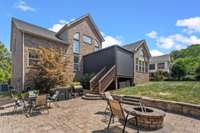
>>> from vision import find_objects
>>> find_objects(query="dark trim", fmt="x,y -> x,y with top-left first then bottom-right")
83,45 -> 133,58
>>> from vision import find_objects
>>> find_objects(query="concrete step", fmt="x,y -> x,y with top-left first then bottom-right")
82,93 -> 103,100
82,95 -> 103,100
123,97 -> 141,103
85,93 -> 103,97
122,101 -> 141,106
123,95 -> 141,99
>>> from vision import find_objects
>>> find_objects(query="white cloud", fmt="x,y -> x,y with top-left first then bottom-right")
176,17 -> 200,33
49,18 -> 75,32
49,20 -> 67,32
15,0 -> 35,12
157,36 -> 175,49
147,32 -> 200,50
101,32 -> 123,48
150,49 -> 164,56
146,31 -> 157,39
147,16 -> 200,51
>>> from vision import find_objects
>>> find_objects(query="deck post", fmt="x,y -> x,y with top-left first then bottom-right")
115,77 -> 118,90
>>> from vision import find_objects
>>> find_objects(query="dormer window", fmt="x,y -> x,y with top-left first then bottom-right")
73,33 -> 80,54
83,35 -> 92,44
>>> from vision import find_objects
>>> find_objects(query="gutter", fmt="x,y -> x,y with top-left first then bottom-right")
22,31 -> 25,90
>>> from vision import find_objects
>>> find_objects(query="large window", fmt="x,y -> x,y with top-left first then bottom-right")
149,64 -> 155,70
73,33 -> 80,54
28,49 -> 39,67
74,55 -> 80,72
83,35 -> 92,44
136,58 -> 148,73
157,63 -> 165,69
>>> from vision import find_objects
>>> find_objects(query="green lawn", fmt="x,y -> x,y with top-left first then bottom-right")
113,81 -> 200,104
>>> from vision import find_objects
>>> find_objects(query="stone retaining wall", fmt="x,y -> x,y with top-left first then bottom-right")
112,95 -> 200,119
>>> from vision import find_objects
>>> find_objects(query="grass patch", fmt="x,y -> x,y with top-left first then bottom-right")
113,81 -> 200,104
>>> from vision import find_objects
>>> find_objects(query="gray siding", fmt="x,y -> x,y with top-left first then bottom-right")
83,46 -> 133,78
116,47 -> 133,77
83,46 -> 115,74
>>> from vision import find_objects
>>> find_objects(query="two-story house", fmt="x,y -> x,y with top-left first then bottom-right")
149,54 -> 171,74
10,14 -> 104,90
10,14 -> 152,92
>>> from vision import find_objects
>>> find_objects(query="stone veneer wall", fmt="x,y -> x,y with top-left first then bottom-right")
134,72 -> 149,84
112,95 -> 200,119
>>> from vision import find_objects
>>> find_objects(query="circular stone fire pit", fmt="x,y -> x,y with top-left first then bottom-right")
125,106 -> 166,130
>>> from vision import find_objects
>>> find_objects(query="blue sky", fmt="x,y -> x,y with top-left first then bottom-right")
1,0 -> 200,56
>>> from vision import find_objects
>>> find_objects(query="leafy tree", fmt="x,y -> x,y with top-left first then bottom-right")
171,60 -> 187,80
195,65 -> 200,81
32,47 -> 73,93
0,41 -> 11,84
170,44 -> 200,80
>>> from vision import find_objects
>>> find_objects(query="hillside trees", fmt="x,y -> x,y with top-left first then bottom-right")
0,41 -> 11,83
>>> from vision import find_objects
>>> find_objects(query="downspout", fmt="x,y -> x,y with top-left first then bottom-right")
22,31 -> 25,90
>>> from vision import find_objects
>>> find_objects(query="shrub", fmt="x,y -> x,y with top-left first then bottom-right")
171,60 -> 187,80
150,70 -> 169,81
78,73 -> 94,89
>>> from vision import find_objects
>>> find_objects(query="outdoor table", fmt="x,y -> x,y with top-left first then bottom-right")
51,87 -> 72,100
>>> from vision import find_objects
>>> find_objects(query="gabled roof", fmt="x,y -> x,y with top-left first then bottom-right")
150,54 -> 170,63
12,17 -> 67,44
123,40 -> 151,57
56,14 -> 104,42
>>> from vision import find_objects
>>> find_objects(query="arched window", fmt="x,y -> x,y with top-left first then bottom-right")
73,33 -> 80,54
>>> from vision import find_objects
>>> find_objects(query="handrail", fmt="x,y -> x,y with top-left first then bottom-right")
99,65 -> 116,93
89,67 -> 106,91
90,67 -> 106,83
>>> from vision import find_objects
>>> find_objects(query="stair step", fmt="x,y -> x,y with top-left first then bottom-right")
85,93 -> 102,97
82,95 -> 103,100
123,97 -> 140,103
123,96 -> 141,99
122,101 -> 141,106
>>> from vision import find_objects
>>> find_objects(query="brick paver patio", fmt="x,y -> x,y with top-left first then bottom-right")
0,98 -> 199,133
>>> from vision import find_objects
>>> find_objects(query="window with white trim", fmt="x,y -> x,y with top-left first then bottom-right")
28,49 -> 39,67
83,35 -> 92,44
74,55 -> 80,72
73,33 -> 80,54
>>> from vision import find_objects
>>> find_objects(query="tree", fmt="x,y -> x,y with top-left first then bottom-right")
195,65 -> 200,81
32,47 -> 73,93
171,60 -> 187,80
0,41 -> 11,84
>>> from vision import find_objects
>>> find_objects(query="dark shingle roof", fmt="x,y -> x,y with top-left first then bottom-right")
56,14 -> 104,42
150,54 -> 170,63
12,18 -> 67,44
123,40 -> 145,51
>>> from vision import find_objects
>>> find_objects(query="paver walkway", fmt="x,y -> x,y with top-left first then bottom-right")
0,98 -> 199,133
